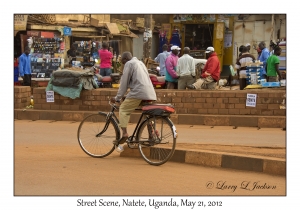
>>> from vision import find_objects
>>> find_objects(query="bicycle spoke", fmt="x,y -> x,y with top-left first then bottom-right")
137,116 -> 176,165
78,113 -> 120,158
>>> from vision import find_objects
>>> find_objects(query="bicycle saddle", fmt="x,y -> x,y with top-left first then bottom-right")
142,104 -> 175,116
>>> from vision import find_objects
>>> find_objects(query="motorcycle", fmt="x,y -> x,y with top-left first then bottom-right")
93,64 -> 121,88
148,67 -> 166,89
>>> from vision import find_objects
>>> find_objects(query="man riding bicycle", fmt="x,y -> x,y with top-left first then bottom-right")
110,52 -> 157,145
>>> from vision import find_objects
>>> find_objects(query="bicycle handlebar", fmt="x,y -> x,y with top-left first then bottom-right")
109,100 -> 120,110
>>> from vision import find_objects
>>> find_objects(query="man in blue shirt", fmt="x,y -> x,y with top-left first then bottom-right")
258,41 -> 270,79
19,46 -> 32,86
154,44 -> 170,76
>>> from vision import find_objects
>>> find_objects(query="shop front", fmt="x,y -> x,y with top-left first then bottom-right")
166,14 -> 235,72
14,28 -> 65,87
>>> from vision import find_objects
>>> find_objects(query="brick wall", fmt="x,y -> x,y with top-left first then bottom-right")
14,86 -> 31,109
16,87 -> 286,117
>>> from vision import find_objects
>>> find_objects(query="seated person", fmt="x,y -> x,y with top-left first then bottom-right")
186,47 -> 220,90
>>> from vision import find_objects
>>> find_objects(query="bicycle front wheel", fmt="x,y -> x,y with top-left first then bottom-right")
77,112 -> 120,158
137,116 -> 177,166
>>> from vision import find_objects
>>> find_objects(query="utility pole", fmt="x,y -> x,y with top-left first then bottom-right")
143,14 -> 152,60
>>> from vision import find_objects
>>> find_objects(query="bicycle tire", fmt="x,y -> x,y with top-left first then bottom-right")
77,112 -> 120,158
136,116 -> 177,166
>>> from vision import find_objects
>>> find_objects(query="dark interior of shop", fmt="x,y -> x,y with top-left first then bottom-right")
14,32 -> 24,58
184,24 -> 214,50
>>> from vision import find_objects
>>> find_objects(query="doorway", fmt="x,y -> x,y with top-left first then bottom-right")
184,24 -> 214,50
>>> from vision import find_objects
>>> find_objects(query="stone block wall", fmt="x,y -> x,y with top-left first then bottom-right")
26,88 -> 286,117
14,87 -> 286,127
14,86 -> 31,109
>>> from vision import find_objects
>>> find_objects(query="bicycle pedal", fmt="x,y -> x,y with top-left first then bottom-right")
127,143 -> 139,149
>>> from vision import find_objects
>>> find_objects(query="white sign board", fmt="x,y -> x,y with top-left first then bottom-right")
46,91 -> 55,102
246,93 -> 257,107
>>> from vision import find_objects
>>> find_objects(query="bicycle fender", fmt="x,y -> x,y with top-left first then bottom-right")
172,124 -> 178,138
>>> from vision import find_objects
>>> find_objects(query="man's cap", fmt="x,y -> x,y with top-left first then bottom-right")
245,43 -> 251,47
171,45 -> 181,51
205,47 -> 214,53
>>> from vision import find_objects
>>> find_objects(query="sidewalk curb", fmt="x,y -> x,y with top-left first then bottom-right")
120,146 -> 286,176
14,109 -> 286,128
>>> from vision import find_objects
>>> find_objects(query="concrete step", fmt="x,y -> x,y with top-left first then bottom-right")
14,109 -> 286,128
120,145 -> 286,176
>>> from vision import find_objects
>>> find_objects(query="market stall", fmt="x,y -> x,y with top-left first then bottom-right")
29,33 -> 65,79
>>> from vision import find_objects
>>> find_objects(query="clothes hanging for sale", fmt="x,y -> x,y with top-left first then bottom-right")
158,30 -> 168,53
170,29 -> 181,49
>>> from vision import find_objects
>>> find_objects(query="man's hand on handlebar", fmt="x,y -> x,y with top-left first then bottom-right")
110,97 -> 116,103
110,95 -> 126,104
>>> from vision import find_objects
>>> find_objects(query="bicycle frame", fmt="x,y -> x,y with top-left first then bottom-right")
96,102 -> 119,137
101,102 -> 163,144
77,100 -> 177,165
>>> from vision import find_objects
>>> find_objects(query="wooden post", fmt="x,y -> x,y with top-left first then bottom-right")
143,14 -> 152,60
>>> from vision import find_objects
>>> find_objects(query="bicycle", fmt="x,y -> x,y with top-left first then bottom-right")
77,100 -> 178,166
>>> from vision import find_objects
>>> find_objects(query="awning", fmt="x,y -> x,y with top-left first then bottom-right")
112,32 -> 139,38
106,22 -> 139,38
27,24 -> 99,33
71,35 -> 106,38
105,23 -> 120,34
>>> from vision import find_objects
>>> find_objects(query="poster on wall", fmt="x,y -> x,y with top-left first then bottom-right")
216,23 -> 224,39
46,91 -> 55,103
224,32 -> 232,47
246,93 -> 257,107
14,14 -> 28,31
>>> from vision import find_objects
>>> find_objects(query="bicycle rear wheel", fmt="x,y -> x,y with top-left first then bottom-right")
77,112 -> 120,158
136,116 -> 177,166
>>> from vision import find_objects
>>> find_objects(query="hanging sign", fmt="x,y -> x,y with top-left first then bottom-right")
246,93 -> 257,107
27,31 -> 41,37
63,27 -> 72,36
14,14 -> 28,31
46,91 -> 55,103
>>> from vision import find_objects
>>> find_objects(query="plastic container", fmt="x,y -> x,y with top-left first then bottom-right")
260,79 -> 266,84
30,96 -> 34,106
250,73 -> 257,85
280,79 -> 286,86
112,84 -> 120,88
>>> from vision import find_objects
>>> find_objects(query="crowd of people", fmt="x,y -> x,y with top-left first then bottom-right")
17,39 -> 282,89
236,41 -> 282,82
16,40 -> 284,146
155,45 -> 221,90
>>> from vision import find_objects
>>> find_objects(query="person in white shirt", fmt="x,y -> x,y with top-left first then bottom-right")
154,44 -> 170,76
176,47 -> 196,89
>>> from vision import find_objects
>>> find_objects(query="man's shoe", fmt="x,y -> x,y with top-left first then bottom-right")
186,85 -> 195,89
